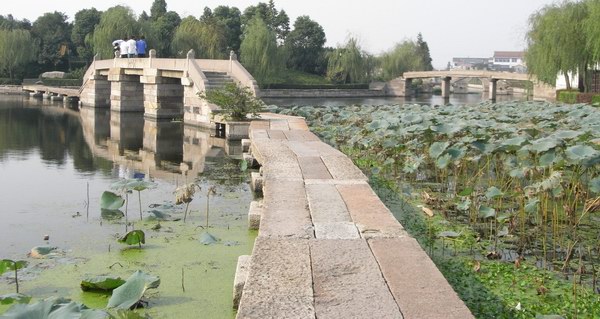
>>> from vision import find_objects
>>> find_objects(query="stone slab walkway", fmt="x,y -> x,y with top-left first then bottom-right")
236,113 -> 473,319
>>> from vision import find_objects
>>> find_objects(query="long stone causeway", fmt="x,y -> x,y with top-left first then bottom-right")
234,113 -> 474,318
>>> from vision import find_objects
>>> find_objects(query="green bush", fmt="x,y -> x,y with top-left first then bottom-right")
260,83 -> 369,89
556,90 -> 600,105
200,83 -> 264,121
557,90 -> 578,104
41,78 -> 82,87
592,95 -> 600,106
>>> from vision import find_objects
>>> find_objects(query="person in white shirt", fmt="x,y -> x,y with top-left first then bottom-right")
119,36 -> 129,58
127,36 -> 137,58
111,38 -> 123,58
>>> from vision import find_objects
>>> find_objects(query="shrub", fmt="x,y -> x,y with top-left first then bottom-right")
199,83 -> 264,121
557,90 -> 578,104
592,95 -> 600,106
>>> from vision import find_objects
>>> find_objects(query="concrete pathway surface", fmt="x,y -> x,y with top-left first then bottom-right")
235,113 -> 474,319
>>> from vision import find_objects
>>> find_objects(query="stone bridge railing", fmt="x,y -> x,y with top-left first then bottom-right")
78,52 -> 259,128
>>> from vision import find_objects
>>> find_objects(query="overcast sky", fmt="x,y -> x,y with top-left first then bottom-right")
3,0 -> 558,69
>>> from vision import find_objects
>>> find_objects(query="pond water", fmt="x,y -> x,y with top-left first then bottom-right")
263,92 -> 529,107
0,95 -> 255,318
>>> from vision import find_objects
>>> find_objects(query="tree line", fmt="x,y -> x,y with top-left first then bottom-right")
526,0 -> 600,92
0,0 -> 433,85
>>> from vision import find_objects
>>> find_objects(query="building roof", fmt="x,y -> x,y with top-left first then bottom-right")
493,51 -> 524,58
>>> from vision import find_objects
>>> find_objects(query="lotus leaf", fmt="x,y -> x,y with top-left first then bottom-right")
589,177 -> 600,193
435,153 -> 452,169
101,209 -> 124,220
438,231 -> 460,238
126,179 -> 156,192
2,297 -> 109,318
479,206 -> 496,219
81,276 -> 126,292
498,226 -> 509,237
456,198 -> 471,211
147,210 -> 172,221
107,271 -> 160,309
538,150 -> 557,167
458,188 -> 473,196
430,123 -> 463,135
446,147 -> 466,161
110,179 -> 130,191
0,293 -> 30,305
501,136 -> 528,150
485,187 -> 503,200
525,199 -> 540,213
552,130 -> 583,140
565,145 -> 599,162
527,137 -> 561,154
100,191 -> 125,210
199,232 -> 219,245
118,230 -> 145,246
428,142 -> 449,160
0,260 -> 27,275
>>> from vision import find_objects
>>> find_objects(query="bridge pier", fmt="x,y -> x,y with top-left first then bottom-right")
141,71 -> 185,119
489,79 -> 498,101
108,68 -> 144,112
79,75 -> 110,107
441,76 -> 451,99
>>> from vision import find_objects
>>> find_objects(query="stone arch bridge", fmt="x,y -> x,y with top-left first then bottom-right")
25,51 -> 258,128
387,70 -> 556,100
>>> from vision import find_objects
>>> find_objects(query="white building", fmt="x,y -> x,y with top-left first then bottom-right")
491,51 -> 526,72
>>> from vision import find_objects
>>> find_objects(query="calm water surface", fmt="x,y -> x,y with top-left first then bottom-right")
263,92 -> 529,107
0,95 -> 247,259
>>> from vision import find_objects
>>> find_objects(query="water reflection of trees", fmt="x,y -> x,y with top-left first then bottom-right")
0,96 -> 243,182
0,100 -> 112,174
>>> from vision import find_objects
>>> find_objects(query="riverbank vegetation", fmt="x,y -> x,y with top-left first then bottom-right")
280,101 -> 600,318
526,0 -> 600,93
0,0 -> 432,87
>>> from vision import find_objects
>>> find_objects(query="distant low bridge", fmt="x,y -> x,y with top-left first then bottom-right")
388,70 -> 555,100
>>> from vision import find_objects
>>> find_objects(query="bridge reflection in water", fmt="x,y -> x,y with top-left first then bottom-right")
79,105 -> 242,180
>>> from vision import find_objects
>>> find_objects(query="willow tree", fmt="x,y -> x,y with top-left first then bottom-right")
0,29 -> 37,79
90,6 -> 138,59
585,0 -> 600,64
239,16 -> 282,84
171,16 -> 226,59
525,1 -> 590,90
326,37 -> 370,84
378,40 -> 423,81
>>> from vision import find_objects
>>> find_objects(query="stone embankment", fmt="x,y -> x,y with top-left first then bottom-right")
234,113 -> 474,318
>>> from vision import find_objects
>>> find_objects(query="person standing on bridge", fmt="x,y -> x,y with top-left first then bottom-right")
112,38 -> 123,58
119,36 -> 129,58
136,36 -> 147,58
127,36 -> 137,58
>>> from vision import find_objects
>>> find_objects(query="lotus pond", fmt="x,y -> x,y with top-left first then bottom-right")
0,96 -> 255,318
280,101 -> 600,318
